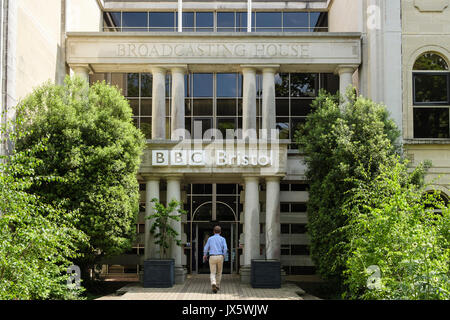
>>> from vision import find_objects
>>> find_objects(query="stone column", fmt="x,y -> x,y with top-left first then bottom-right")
151,67 -> 166,139
241,176 -> 260,283
166,176 -> 186,284
241,66 -> 257,139
171,66 -> 186,140
145,178 -> 160,260
337,65 -> 357,103
262,67 -> 278,138
70,64 -> 91,82
265,177 -> 281,260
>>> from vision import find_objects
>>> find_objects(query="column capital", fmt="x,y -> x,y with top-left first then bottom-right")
335,64 -> 359,75
150,66 -> 168,74
265,176 -> 282,183
170,64 -> 188,74
241,64 -> 280,73
142,175 -> 161,182
240,65 -> 258,74
262,65 -> 280,74
69,63 -> 94,74
165,174 -> 184,181
243,175 -> 260,183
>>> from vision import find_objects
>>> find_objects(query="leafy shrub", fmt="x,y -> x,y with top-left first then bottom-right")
342,160 -> 450,300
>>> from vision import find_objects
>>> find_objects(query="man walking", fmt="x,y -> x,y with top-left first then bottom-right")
203,225 -> 228,293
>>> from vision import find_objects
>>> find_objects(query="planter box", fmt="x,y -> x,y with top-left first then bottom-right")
143,259 -> 175,288
250,259 -> 281,288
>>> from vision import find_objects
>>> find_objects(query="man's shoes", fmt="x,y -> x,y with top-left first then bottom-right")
212,284 -> 217,293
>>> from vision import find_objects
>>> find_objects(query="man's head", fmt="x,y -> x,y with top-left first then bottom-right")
214,225 -> 221,234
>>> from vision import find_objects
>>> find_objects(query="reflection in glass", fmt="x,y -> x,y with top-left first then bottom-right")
193,118 -> 213,137
414,74 -> 448,104
276,118 -> 290,139
217,12 -> 235,31
413,53 -> 449,71
217,73 -> 238,97
140,117 -> 152,139
217,118 -> 236,137
141,73 -> 152,97
321,73 -> 340,94
414,108 -> 449,138
255,12 -> 282,30
275,73 -> 290,97
128,99 -> 139,116
216,200 -> 237,221
290,73 -> 317,97
291,118 -> 307,137
193,74 -> 213,97
127,73 -> 139,97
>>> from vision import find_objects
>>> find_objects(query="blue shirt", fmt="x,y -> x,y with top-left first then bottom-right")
203,234 -> 228,256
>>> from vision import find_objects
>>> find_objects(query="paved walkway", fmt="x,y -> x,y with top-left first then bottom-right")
96,274 -> 319,300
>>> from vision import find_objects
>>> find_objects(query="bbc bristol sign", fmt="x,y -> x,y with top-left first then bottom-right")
152,150 -> 273,167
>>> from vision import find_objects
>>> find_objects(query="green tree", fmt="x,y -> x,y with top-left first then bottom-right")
149,199 -> 187,259
13,76 -> 146,279
294,89 -> 400,291
0,114 -> 88,300
342,160 -> 450,300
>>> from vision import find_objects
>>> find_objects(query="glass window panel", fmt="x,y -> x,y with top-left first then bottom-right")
126,73 -> 139,97
217,73 -> 238,97
216,198 -> 237,221
217,184 -> 237,195
128,98 -> 139,116
181,12 -> 194,31
290,73 -> 318,97
255,12 -> 282,28
89,73 -> 105,85
132,117 -> 138,129
193,99 -> 213,116
140,117 -> 152,139
284,28 -> 309,32
321,73 -> 339,94
192,184 -> 213,194
185,74 -> 191,97
291,245 -> 310,255
283,12 -> 308,28
193,73 -> 213,97
185,99 -> 192,116
140,73 -> 152,97
141,99 -> 152,116
292,118 -> 307,138
414,108 -> 450,138
310,12 -> 328,29
192,118 -> 213,137
238,74 -> 243,97
185,117 -> 191,136
217,28 -> 234,32
291,203 -> 307,212
217,99 -> 237,116
291,99 -> 313,116
236,12 -> 248,32
280,183 -> 290,191
281,224 -> 290,234
103,12 -> 121,29
192,197 -> 212,220
276,99 -> 289,116
238,99 -> 243,115
122,12 -> 148,28
414,53 -> 449,71
275,73 -> 290,97
165,74 -> 172,97
414,74 -> 448,104
277,118 -> 290,139
149,12 -> 174,29
217,118 -> 237,137
291,224 -> 307,234
111,73 -> 126,93
196,12 -> 213,31
291,184 -> 309,191
217,12 -> 235,28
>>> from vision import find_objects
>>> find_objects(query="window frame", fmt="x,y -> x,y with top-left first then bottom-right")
412,71 -> 450,106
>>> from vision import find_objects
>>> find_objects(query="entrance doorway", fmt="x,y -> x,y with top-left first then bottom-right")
187,184 -> 242,274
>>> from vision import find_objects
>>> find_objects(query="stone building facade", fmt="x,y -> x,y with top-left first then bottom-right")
1,0 -> 448,283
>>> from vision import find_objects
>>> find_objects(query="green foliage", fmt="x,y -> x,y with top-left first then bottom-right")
294,89 -> 401,289
148,199 -> 187,259
342,161 -> 450,300
0,114 -> 88,300
13,76 -> 146,276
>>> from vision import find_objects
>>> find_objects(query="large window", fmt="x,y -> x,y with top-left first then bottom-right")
103,11 -> 328,32
274,73 -> 339,146
413,53 -> 450,138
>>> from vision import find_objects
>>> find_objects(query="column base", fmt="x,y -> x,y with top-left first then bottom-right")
240,265 -> 251,284
174,266 -> 187,284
